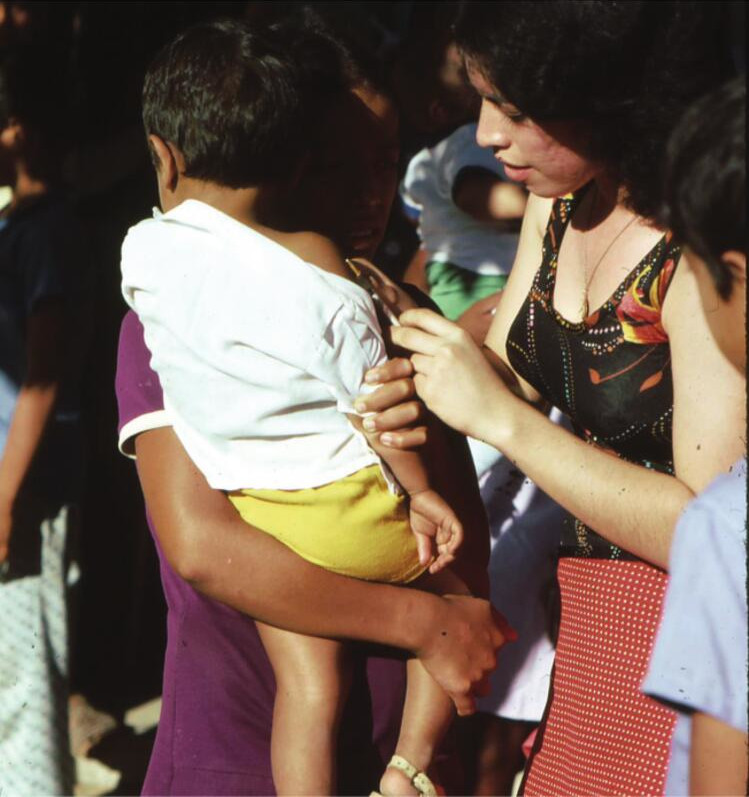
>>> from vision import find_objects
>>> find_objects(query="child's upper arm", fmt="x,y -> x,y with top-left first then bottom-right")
285,231 -> 351,280
484,193 -> 552,403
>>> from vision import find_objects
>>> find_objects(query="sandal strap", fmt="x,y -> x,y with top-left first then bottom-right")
385,756 -> 437,796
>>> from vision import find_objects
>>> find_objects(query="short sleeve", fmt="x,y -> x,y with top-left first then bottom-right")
307,301 -> 387,415
115,310 -> 170,457
438,123 -> 507,195
643,469 -> 748,732
17,212 -> 74,315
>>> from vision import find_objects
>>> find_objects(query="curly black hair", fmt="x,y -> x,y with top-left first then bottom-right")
454,1 -> 737,220
660,77 -> 745,299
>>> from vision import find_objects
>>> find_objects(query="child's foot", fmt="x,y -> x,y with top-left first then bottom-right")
377,755 -> 437,796
379,764 -> 420,796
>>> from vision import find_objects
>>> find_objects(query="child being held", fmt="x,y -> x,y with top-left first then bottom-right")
121,20 -> 484,797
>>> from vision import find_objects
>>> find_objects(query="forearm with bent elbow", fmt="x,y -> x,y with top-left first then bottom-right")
477,392 -> 694,569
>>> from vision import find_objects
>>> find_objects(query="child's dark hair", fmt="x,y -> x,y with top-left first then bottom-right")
454,1 -> 736,221
660,77 -> 746,299
142,19 -> 316,188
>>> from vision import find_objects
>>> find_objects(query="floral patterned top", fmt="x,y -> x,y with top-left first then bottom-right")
506,187 -> 681,561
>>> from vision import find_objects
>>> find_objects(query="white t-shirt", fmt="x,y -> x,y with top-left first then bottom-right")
121,199 -> 386,491
401,122 -> 519,276
642,458 -> 747,795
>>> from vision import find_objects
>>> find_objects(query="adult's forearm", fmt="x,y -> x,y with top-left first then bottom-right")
480,393 -> 692,569
0,383 -> 59,506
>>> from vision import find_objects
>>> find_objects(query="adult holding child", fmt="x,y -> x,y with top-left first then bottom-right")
116,12 -> 506,796
359,2 -> 746,794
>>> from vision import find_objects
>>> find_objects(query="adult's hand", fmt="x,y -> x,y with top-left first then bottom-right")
355,357 -> 428,448
416,594 -> 516,716
391,308 -> 511,440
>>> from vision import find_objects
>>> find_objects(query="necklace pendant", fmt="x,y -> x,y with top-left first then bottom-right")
580,294 -> 589,321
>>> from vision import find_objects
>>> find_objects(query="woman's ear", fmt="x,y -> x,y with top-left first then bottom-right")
147,134 -> 183,196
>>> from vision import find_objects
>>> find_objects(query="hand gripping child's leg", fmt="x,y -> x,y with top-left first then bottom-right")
256,622 -> 351,795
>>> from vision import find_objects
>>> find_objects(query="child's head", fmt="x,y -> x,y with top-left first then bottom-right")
0,53 -> 65,185
660,76 -> 746,373
142,19 -> 317,204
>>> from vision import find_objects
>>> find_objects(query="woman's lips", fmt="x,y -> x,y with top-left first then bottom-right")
502,162 -> 532,183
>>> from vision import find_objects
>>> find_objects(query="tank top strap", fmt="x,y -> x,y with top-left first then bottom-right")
535,184 -> 593,288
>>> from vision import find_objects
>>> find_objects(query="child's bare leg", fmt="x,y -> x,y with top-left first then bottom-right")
256,622 -> 350,796
380,569 -> 473,796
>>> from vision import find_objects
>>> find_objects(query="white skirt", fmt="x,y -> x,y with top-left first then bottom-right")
0,504 -> 74,796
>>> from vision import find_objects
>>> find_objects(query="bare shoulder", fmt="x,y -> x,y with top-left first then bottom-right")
280,230 -> 350,279
483,193 -> 553,402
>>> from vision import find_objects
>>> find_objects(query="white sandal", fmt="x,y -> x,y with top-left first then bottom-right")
370,754 -> 438,796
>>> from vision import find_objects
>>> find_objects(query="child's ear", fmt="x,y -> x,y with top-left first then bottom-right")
147,134 -> 182,194
721,250 -> 747,282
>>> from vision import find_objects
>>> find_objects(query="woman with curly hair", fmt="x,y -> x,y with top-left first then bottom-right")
358,2 -> 745,794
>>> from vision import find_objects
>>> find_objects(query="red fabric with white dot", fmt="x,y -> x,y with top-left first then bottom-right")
523,558 -> 676,796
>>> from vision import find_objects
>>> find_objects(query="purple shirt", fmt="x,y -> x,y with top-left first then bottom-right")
115,310 -> 406,795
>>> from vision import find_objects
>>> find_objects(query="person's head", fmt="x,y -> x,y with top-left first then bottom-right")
389,2 -> 477,145
142,19 -> 324,211
660,77 -> 746,373
269,7 -> 401,258
454,1 -> 734,219
0,53 -> 65,185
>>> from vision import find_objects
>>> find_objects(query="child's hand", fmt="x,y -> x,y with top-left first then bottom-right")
409,489 -> 463,574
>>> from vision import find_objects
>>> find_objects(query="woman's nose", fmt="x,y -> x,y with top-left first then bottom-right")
476,102 -> 511,151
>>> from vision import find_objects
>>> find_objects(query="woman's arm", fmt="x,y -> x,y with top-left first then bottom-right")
134,426 -> 510,714
388,252 -> 745,568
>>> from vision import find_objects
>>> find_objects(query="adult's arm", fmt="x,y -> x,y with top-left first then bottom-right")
135,426 -> 509,715
369,196 -> 745,569
0,303 -> 64,562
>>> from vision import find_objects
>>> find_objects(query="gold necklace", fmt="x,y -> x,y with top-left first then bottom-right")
580,188 -> 637,319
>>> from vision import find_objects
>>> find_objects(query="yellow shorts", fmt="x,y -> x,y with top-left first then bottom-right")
228,464 -> 426,584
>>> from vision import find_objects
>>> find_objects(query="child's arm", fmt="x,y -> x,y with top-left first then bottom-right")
452,166 -> 527,225
348,413 -> 462,573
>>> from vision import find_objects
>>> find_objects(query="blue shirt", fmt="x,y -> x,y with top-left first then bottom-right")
643,458 -> 747,795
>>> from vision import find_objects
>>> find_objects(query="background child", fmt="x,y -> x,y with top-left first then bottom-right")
400,121 -> 526,323
642,75 -> 746,796
122,20 -> 489,797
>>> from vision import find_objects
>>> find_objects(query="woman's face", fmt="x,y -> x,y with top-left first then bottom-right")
467,62 -> 600,198
294,86 -> 400,259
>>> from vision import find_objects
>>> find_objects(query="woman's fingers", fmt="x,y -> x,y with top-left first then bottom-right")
356,378 -> 416,414
364,357 -> 413,386
399,307 -> 462,337
390,325 -> 444,356
410,353 -> 433,375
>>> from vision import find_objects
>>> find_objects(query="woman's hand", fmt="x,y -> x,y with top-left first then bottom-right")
390,308 -> 511,441
355,358 -> 428,448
